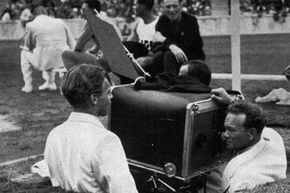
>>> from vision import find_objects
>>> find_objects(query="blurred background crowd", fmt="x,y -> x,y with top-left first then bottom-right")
1,0 -> 212,21
2,0 -> 290,21
240,0 -> 290,21
1,0 -> 290,35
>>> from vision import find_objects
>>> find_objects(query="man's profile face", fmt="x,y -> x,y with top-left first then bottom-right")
163,0 -> 182,21
223,113 -> 251,150
96,79 -> 112,116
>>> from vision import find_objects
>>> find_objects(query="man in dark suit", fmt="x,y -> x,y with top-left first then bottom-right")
153,0 -> 205,75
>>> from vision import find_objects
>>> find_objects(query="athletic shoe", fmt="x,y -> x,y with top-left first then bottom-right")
21,85 -> 33,93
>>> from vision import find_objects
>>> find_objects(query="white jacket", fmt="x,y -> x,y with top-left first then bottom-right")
222,127 -> 287,192
24,15 -> 75,70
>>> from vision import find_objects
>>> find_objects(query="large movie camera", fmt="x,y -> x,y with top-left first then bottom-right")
83,9 -> 242,193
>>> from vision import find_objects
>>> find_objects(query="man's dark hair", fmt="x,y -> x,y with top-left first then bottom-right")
33,5 -> 47,16
227,102 -> 266,134
61,63 -> 105,108
184,60 -> 211,85
138,0 -> 155,10
84,0 -> 101,12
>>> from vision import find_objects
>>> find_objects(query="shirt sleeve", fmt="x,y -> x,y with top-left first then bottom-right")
91,134 -> 138,193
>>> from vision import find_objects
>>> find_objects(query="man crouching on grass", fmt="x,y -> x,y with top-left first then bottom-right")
220,101 -> 287,193
44,63 -> 138,193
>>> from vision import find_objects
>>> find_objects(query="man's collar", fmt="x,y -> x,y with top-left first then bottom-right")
68,112 -> 104,128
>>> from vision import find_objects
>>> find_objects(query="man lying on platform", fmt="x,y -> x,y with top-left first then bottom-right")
134,60 -> 211,93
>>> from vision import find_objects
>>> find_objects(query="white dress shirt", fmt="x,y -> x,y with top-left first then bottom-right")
222,127 -> 287,192
44,112 -> 138,193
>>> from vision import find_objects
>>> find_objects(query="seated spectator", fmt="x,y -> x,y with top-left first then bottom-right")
219,101 -> 287,192
44,63 -> 138,193
149,0 -> 206,76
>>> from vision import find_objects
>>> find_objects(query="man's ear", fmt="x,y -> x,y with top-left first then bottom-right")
90,93 -> 98,105
248,127 -> 258,141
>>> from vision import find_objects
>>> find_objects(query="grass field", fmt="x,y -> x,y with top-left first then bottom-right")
0,34 -> 290,192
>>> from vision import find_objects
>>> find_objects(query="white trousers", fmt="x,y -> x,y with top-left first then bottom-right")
20,50 -> 55,86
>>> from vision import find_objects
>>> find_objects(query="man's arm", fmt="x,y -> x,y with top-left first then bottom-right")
64,23 -> 76,49
211,88 -> 234,105
74,22 -> 94,52
127,19 -> 139,42
92,134 -> 138,193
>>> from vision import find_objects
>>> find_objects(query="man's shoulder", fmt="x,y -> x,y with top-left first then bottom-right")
158,14 -> 169,23
26,19 -> 36,29
181,12 -> 197,21
47,122 -> 66,138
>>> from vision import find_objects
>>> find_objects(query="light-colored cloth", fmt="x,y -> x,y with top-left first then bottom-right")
222,127 -> 287,193
23,14 -> 75,71
31,159 -> 50,178
44,112 -> 138,193
255,88 -> 290,105
136,17 -> 159,50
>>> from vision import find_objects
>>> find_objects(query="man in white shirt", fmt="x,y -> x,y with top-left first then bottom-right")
20,6 -> 75,93
220,101 -> 287,193
44,63 -> 138,193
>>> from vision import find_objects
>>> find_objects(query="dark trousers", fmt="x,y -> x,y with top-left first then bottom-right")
164,51 -> 182,75
150,50 -> 181,76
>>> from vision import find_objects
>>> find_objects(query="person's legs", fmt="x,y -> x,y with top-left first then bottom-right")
164,51 -> 181,75
123,41 -> 148,59
20,50 -> 37,93
136,51 -> 165,77
39,70 -> 57,91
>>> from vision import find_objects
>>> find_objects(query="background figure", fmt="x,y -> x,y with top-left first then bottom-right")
153,0 -> 205,75
124,0 -> 158,58
44,63 -> 138,193
62,0 -> 122,81
20,6 -> 75,93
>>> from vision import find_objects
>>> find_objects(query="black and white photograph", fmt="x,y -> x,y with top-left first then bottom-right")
0,0 -> 290,192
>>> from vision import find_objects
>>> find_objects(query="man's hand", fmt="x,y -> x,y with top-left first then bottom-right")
169,44 -> 188,63
210,87 -> 233,105
153,31 -> 166,43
